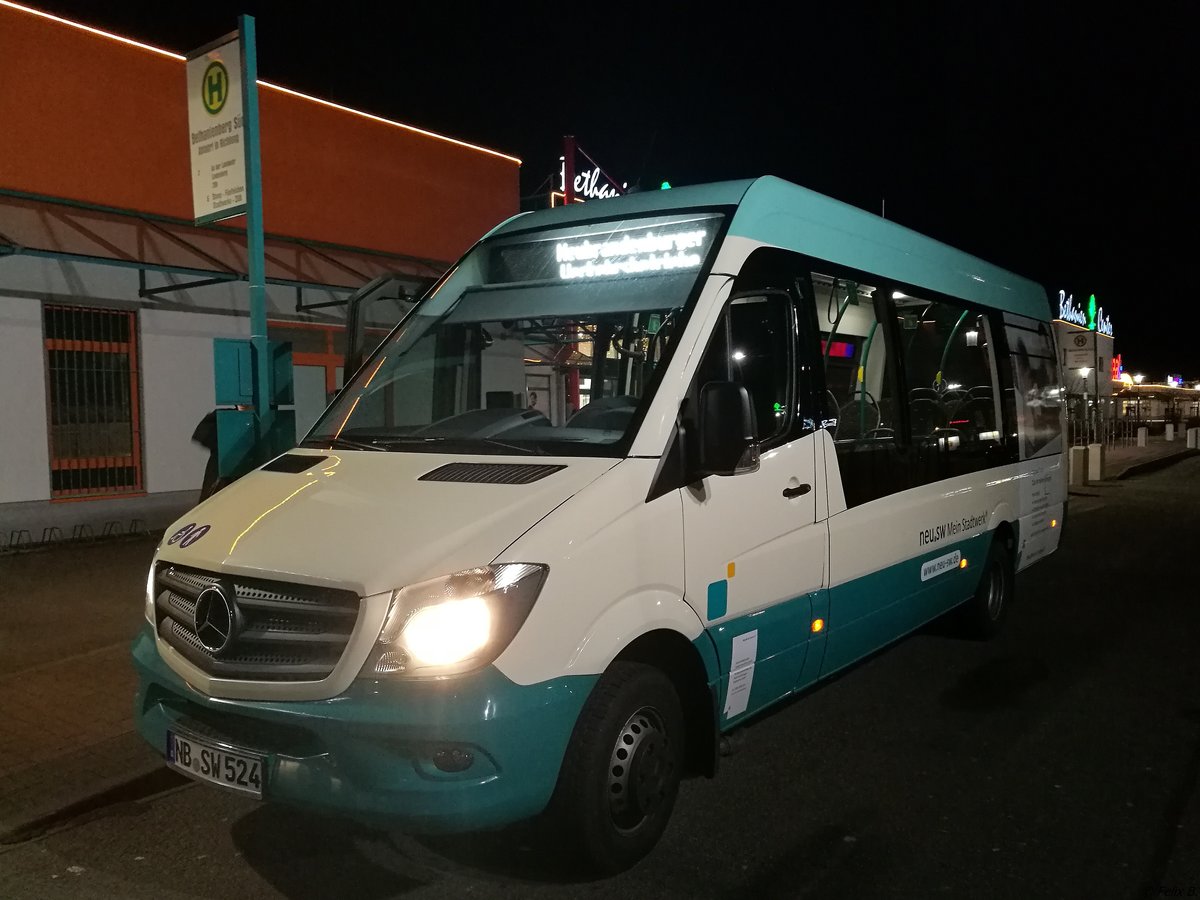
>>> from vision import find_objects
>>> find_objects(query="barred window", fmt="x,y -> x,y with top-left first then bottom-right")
44,305 -> 142,497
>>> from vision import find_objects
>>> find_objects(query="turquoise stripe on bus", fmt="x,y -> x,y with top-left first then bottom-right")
696,531 -> 996,729
699,592 -> 816,729
820,531 -> 993,678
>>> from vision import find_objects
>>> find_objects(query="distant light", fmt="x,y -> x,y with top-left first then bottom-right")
1051,519 -> 1058,528
1134,374 -> 1145,384
959,558 -> 968,569
811,618 -> 825,633
947,383 -> 962,390
892,291 -> 906,299
732,351 -> 746,361
1079,367 -> 1091,378
660,181 -> 671,190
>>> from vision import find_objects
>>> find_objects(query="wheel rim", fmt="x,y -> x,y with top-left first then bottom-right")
607,705 -> 674,833
985,562 -> 1005,619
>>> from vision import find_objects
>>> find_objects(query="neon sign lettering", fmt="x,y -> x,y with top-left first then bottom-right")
556,228 -> 707,279
1057,290 -> 1114,336
558,157 -> 624,201
1057,290 -> 1088,327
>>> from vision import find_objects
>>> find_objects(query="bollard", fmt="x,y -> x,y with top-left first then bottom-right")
1188,427 -> 1199,450
1166,423 -> 1175,442
1087,442 -> 1105,481
1137,426 -> 1148,447
1069,445 -> 1089,487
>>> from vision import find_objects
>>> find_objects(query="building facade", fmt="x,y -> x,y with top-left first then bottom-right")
0,2 -> 520,543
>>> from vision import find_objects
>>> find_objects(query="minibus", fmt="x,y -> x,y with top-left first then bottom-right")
133,176 -> 1066,872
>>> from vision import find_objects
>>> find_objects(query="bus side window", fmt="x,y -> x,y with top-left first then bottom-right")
892,292 -> 1005,482
1001,314 -> 1063,460
811,271 -> 908,507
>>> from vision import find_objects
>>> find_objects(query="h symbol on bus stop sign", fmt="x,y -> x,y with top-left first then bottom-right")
202,61 -> 229,115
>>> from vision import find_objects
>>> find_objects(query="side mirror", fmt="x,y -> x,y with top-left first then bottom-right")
696,381 -> 760,477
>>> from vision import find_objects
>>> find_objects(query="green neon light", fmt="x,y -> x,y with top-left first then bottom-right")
1087,294 -> 1097,330
660,181 -> 672,190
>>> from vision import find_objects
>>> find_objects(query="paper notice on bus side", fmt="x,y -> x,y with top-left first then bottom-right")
723,630 -> 759,719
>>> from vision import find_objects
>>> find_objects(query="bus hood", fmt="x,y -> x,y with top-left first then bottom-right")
157,451 -> 618,597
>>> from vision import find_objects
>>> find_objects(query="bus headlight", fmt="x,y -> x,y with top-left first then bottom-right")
144,550 -> 160,625
362,563 -> 548,678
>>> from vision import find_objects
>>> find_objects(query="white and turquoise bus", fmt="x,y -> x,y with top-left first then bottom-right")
133,176 -> 1065,872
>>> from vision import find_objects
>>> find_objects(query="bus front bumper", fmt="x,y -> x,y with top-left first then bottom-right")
131,626 -> 596,833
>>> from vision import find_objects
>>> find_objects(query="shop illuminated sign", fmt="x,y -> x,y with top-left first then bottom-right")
557,156 -> 625,202
556,228 -> 708,279
1057,291 -> 1088,327
1056,290 -> 1114,337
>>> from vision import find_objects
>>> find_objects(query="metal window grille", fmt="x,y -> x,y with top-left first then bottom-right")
43,305 -> 142,498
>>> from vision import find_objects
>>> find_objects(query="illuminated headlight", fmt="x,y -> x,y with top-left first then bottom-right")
362,563 -> 547,678
144,550 -> 159,624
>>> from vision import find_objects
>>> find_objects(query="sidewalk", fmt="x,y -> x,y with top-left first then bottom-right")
0,535 -> 179,843
1084,433 -> 1198,482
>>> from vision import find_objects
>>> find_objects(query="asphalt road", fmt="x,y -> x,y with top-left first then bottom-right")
2,459 -> 1199,899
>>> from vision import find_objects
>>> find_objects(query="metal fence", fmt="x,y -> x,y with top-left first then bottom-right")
43,305 -> 142,498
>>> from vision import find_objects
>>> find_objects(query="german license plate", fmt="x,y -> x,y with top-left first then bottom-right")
166,731 -> 263,798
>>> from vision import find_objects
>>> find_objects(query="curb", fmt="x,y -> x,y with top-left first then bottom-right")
0,746 -> 185,846
1114,448 -> 1199,480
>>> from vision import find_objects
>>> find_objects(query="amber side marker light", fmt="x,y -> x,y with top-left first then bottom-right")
959,558 -> 968,569
811,619 -> 825,633
1051,519 -> 1058,528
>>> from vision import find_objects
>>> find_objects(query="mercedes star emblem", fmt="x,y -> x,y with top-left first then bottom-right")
193,583 -> 238,655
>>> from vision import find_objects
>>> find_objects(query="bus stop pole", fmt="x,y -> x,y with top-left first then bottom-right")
240,14 -> 273,455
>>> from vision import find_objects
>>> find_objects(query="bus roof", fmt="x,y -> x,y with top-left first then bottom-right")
493,175 -> 1051,321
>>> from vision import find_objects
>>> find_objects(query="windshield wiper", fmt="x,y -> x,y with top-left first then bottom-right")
300,436 -> 385,452
369,436 -> 540,455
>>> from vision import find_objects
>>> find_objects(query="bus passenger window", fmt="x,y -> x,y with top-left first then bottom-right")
893,292 -> 1004,480
812,272 -> 907,507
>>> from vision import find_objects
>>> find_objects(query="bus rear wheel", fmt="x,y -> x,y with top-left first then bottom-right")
959,536 -> 1014,639
545,661 -> 684,874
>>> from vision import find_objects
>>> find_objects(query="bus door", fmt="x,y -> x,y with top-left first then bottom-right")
681,282 -> 827,727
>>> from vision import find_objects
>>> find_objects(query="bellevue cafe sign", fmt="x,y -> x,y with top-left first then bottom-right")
1057,290 -> 1115,374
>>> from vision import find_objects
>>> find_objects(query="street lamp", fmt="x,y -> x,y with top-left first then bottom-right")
1133,374 -> 1145,425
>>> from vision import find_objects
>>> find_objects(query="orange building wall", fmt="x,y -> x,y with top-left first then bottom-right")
0,4 -> 520,264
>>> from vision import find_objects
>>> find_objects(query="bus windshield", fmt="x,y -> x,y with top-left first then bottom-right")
306,212 -> 723,456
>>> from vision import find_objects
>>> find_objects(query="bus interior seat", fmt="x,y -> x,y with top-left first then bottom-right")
909,397 -> 947,438
941,389 -> 968,408
948,397 -> 996,434
837,395 -> 881,439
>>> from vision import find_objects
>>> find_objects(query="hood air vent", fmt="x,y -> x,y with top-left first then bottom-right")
263,454 -> 328,473
419,462 -> 567,485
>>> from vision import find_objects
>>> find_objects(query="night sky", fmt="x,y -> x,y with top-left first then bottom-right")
34,1 -> 1199,378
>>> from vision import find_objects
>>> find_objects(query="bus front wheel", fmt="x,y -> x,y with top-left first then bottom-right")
545,661 -> 684,874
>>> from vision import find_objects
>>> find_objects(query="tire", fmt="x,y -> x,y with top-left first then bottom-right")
544,661 -> 685,874
958,535 -> 1014,639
